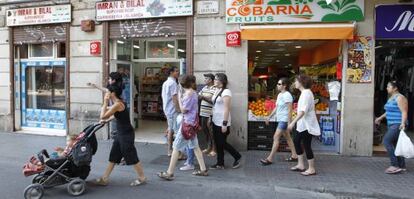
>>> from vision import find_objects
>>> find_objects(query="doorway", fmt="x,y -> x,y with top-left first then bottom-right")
111,38 -> 186,143
247,40 -> 342,154
373,40 -> 414,154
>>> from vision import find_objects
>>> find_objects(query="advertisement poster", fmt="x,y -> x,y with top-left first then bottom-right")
347,36 -> 373,83
226,0 -> 364,24
7,4 -> 71,26
96,0 -> 193,21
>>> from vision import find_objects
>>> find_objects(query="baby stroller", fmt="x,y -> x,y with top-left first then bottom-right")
22,123 -> 105,199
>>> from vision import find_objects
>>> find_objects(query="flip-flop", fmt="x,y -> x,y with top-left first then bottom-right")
260,159 -> 273,166
157,171 -> 174,181
290,167 -> 306,172
385,168 -> 402,174
95,177 -> 109,186
301,171 -> 317,176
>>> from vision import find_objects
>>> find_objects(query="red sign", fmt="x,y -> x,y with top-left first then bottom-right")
90,41 -> 101,55
226,31 -> 241,47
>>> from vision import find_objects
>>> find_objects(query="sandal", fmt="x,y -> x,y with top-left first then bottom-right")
157,171 -> 174,181
285,157 -> 298,162
301,171 -> 317,176
95,177 -> 109,186
207,151 -> 217,157
290,166 -> 306,172
192,170 -> 209,176
130,177 -> 147,186
385,166 -> 402,174
260,159 -> 273,166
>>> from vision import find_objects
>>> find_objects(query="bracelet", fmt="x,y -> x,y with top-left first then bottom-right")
222,121 -> 228,126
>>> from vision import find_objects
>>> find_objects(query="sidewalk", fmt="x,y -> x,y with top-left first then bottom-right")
1,132 -> 413,199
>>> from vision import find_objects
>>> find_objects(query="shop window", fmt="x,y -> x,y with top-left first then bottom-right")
57,42 -> 66,58
147,40 -> 175,59
177,40 -> 186,59
117,40 -> 132,61
25,66 -> 65,110
30,43 -> 54,58
133,40 -> 146,60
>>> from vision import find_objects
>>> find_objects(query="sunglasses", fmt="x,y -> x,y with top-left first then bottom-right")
277,83 -> 283,86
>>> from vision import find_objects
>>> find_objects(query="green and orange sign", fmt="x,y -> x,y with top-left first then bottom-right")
226,0 -> 364,24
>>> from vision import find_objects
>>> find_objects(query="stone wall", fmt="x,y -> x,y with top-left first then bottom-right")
194,0 -> 248,150
69,0 -> 107,138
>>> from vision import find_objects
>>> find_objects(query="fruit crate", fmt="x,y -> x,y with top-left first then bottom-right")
248,121 -> 276,133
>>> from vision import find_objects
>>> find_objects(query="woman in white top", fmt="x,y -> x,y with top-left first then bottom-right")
288,75 -> 320,176
205,73 -> 242,169
260,78 -> 298,165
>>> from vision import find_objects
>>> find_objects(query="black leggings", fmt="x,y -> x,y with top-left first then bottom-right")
294,130 -> 314,160
212,124 -> 241,166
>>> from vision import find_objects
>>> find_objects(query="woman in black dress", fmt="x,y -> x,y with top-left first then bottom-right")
95,85 -> 147,186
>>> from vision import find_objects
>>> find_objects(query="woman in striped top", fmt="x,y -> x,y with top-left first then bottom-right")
375,81 -> 408,174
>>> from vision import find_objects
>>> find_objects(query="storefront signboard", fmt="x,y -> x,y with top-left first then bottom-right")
226,0 -> 364,24
347,36 -> 373,83
96,0 -> 193,21
197,1 -> 219,15
376,5 -> 414,39
226,31 -> 241,47
7,5 -> 71,26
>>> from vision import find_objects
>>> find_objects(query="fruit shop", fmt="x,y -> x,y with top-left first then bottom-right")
226,0 -> 366,153
247,40 -> 343,153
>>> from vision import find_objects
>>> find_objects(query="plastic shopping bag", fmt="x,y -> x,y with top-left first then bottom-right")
395,130 -> 414,158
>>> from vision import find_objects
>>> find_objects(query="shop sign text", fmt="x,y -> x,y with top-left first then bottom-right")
96,0 -> 193,21
376,5 -> 414,39
7,4 -> 71,26
226,0 -> 364,24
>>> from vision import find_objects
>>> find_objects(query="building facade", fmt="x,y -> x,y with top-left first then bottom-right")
0,0 -> 412,156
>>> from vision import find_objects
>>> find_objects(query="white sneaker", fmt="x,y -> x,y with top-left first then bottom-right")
179,164 -> 194,171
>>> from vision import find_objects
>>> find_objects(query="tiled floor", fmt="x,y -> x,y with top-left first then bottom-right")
134,119 -> 167,144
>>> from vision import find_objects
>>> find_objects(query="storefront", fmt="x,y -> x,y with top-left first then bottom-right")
225,0 -> 366,154
96,0 -> 193,142
8,5 -> 71,135
373,4 -> 414,154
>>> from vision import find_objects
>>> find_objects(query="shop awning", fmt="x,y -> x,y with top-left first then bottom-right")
241,23 -> 355,40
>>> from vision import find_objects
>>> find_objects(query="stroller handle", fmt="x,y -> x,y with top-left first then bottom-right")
86,123 -> 106,139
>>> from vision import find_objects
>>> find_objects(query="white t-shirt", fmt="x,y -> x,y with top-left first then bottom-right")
296,89 -> 321,136
212,89 -> 232,126
276,91 -> 293,122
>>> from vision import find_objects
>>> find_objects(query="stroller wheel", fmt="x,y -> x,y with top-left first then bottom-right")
32,174 -> 46,184
67,179 -> 86,196
24,183 -> 44,199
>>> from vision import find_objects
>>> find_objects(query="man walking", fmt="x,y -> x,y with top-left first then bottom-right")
162,66 -> 180,156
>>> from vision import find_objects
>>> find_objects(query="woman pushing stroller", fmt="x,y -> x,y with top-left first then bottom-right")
95,84 -> 147,186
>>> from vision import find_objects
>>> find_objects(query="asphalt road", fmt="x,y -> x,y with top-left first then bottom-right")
1,132 -> 335,199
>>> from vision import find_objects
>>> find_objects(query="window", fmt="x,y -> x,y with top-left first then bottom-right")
116,40 -> 132,61
30,43 -> 54,58
147,40 -> 176,59
25,66 -> 65,110
177,40 -> 186,59
133,40 -> 146,60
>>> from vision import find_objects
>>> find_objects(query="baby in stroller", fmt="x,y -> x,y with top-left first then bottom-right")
23,133 -> 85,177
22,123 -> 103,199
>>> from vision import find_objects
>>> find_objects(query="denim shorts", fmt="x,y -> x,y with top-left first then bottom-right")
277,122 -> 288,130
166,113 -> 178,133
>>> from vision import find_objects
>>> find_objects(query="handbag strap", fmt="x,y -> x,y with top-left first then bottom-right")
213,89 -> 225,105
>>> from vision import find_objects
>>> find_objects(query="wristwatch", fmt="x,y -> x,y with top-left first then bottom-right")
222,121 -> 228,126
